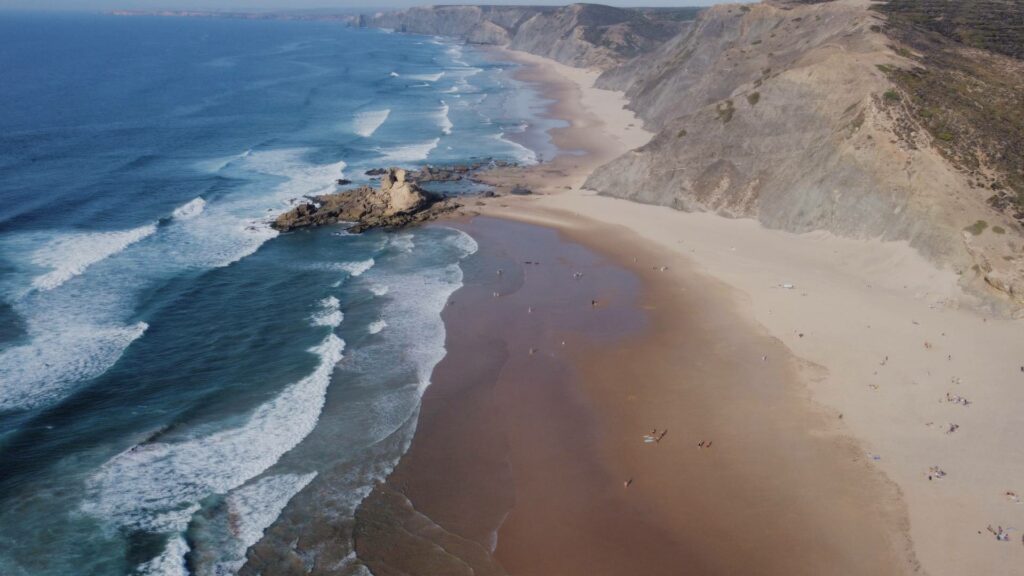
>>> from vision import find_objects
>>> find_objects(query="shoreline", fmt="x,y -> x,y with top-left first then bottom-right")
470,47 -> 1024,575
355,214 -> 915,575
347,46 -> 956,575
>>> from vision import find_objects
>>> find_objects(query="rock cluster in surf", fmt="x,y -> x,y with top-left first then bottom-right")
272,168 -> 459,233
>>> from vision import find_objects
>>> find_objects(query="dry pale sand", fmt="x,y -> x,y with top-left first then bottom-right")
476,48 -> 1024,575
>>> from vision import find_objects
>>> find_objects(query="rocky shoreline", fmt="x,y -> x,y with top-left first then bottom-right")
272,168 -> 460,233
272,159 -> 528,234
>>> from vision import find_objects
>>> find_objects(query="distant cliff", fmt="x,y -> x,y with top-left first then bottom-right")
354,4 -> 698,69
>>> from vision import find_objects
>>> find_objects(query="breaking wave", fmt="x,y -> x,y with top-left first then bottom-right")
171,197 -> 206,220
377,139 -> 439,165
82,333 -> 344,558
29,224 -> 157,292
310,296 -> 343,328
353,109 -> 390,138
438,101 -> 453,135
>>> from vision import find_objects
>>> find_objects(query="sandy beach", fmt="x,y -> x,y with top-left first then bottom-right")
467,47 -> 1024,575
343,45 -> 1024,575
355,215 -> 914,575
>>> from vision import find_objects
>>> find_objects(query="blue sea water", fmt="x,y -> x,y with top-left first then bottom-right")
0,13 -> 556,575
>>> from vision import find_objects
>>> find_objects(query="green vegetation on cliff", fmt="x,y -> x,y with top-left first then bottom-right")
874,0 -> 1024,220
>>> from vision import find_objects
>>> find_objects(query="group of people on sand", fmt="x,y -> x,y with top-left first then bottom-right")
926,466 -> 946,481
642,429 -> 668,444
625,429 -> 715,488
985,525 -> 1018,543
944,392 -> 972,406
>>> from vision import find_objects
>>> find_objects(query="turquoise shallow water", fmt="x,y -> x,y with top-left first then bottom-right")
0,13 -> 554,575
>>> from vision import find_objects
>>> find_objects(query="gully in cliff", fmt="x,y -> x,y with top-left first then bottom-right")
271,168 -> 461,234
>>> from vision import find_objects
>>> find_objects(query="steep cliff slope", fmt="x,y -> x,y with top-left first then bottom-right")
585,0 -> 1024,309
357,4 -> 696,69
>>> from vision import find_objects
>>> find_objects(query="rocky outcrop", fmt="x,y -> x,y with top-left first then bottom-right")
585,0 -> 1024,310
272,168 -> 458,233
356,4 -> 695,70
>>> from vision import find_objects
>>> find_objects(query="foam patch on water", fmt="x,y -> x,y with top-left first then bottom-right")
343,258 -> 375,277
176,148 -> 346,269
494,131 -> 538,165
377,139 -> 439,166
138,533 -> 191,576
311,296 -> 343,328
353,109 -> 390,138
213,472 -> 317,575
0,321 -> 149,412
445,227 -> 480,258
407,72 -> 444,82
389,233 -> 415,253
29,224 -> 157,292
446,45 -> 468,66
369,284 -> 389,297
367,320 -> 387,335
171,197 -> 206,220
373,229 -> 475,396
437,101 -> 453,135
82,333 -> 344,535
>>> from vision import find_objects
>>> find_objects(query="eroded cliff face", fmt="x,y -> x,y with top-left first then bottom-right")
585,0 -> 1024,309
355,1 -> 1023,309
357,4 -> 691,69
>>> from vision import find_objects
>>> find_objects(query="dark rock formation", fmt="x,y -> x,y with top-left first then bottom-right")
272,168 -> 459,233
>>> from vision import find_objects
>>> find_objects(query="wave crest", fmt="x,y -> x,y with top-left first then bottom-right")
30,224 -> 157,291
353,109 -> 390,138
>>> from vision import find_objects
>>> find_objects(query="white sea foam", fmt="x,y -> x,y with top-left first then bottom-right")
494,131 -> 538,165
138,534 -> 190,576
83,333 -> 344,536
343,258 -> 375,277
377,139 -> 439,165
369,284 -> 389,297
408,72 -> 444,82
446,45 -> 468,66
195,148 -> 251,173
389,233 -> 415,253
438,101 -> 453,135
311,296 -> 343,328
389,71 -> 400,78
445,228 -> 480,258
0,321 -> 149,412
30,224 -> 157,291
213,472 -> 317,575
353,109 -> 391,138
171,197 -> 206,220
181,149 -> 345,269
368,320 -> 387,335
227,473 -> 317,550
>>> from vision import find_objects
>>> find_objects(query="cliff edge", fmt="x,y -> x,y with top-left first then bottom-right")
585,0 -> 1024,310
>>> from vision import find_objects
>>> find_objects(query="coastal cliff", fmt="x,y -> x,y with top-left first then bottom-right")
359,1 -> 1024,309
584,0 -> 1024,308
355,4 -> 697,69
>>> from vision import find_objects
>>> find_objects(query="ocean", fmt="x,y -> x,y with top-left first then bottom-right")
0,13 -> 558,575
